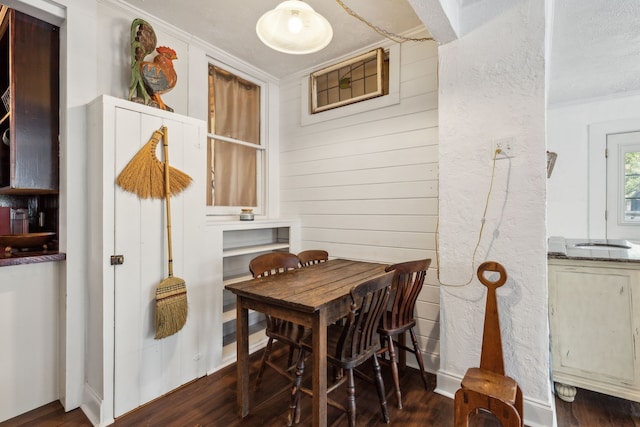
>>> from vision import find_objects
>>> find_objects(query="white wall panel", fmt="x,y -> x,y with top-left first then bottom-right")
302,228 -> 434,250
300,214 -> 437,233
283,199 -> 438,216
282,181 -> 437,202
279,33 -> 440,373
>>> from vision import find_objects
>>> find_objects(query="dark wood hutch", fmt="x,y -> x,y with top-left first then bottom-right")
0,6 -> 63,265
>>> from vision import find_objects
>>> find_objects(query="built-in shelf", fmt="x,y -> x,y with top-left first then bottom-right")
222,273 -> 253,286
222,305 -> 262,323
223,242 -> 290,258
219,222 -> 298,362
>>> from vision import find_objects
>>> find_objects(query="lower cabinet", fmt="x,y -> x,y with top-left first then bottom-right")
549,258 -> 640,402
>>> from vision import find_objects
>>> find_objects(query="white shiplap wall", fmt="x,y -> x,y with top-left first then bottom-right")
278,36 -> 440,372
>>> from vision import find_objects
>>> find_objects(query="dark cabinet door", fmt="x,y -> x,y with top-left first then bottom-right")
0,8 -> 59,194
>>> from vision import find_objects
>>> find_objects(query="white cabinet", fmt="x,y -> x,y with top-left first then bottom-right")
87,95 -> 208,424
549,258 -> 640,402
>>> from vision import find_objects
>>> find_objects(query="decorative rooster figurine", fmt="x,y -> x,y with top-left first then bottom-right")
140,46 -> 178,111
128,19 -> 178,112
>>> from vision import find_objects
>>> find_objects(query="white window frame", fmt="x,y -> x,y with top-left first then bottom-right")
605,133 -> 640,241
206,58 -> 267,217
299,44 -> 400,126
588,118 -> 640,238
310,48 -> 385,114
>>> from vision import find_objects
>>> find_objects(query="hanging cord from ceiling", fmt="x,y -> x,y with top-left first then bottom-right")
336,0 -> 435,43
435,148 -> 503,288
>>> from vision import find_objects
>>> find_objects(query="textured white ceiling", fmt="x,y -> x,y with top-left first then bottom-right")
123,0 -> 427,79
549,0 -> 640,104
123,0 -> 637,103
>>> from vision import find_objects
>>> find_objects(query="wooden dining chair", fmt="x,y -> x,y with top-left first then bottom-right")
454,261 -> 523,427
377,258 -> 432,409
249,252 -> 307,388
297,249 -> 329,267
287,271 -> 394,427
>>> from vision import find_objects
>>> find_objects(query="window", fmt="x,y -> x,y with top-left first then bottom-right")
606,131 -> 640,240
300,44 -> 399,126
207,64 -> 264,214
623,150 -> 640,221
310,48 -> 388,114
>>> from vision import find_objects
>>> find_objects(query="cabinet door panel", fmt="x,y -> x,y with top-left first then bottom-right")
112,108 -> 203,417
10,10 -> 59,191
552,269 -> 635,382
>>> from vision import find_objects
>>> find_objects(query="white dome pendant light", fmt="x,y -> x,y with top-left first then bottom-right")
256,0 -> 333,55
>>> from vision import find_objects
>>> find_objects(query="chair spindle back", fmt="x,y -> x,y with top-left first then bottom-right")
383,259 -> 431,330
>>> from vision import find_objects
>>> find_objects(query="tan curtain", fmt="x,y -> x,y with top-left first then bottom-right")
209,66 -> 260,207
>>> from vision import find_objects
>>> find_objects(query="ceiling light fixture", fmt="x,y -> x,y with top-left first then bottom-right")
256,0 -> 333,55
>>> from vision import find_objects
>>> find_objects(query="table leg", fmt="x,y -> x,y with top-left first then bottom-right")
399,331 -> 407,370
236,297 -> 250,417
312,310 -> 328,427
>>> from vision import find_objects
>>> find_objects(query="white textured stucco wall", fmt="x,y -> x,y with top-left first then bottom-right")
436,0 -> 553,425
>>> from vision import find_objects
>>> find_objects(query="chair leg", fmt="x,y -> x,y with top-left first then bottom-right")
378,333 -> 388,361
515,386 -> 524,427
346,368 -> 357,427
372,353 -> 391,424
454,387 -> 523,427
288,350 -> 305,426
453,388 -> 471,427
487,397 -> 523,427
386,335 -> 403,409
255,337 -> 274,388
398,331 -> 407,369
287,346 -> 296,369
409,327 -> 429,389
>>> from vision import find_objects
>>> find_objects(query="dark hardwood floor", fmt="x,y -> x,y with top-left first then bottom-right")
2,343 -> 639,426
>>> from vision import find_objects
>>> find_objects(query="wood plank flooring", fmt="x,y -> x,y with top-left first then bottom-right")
2,343 -> 640,426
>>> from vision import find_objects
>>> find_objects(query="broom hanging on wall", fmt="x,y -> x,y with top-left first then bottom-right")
116,127 -> 192,199
116,126 -> 192,339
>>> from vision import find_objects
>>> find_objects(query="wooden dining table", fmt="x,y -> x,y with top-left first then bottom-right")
225,258 -> 388,427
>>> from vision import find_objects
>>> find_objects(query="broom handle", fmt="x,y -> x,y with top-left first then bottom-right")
162,126 -> 174,278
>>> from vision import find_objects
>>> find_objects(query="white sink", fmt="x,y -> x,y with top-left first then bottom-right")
573,242 -> 632,250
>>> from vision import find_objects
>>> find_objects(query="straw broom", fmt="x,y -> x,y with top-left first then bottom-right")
154,126 -> 188,339
116,128 -> 192,199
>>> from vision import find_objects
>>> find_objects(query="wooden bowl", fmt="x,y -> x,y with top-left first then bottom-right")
0,232 -> 55,250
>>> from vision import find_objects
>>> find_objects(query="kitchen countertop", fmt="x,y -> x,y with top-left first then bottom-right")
548,236 -> 640,263
0,250 -> 66,267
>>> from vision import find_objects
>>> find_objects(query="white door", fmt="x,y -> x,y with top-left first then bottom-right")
606,131 -> 640,242
112,106 -> 206,417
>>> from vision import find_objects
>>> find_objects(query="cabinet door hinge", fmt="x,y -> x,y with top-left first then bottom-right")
110,255 -> 124,265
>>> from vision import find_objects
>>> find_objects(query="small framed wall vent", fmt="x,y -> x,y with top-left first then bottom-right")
310,48 -> 388,114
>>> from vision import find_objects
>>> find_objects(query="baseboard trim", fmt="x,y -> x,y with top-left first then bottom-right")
82,383 -> 112,427
436,369 -> 557,427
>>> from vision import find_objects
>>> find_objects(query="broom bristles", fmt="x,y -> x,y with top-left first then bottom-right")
155,276 -> 188,339
116,130 -> 192,199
